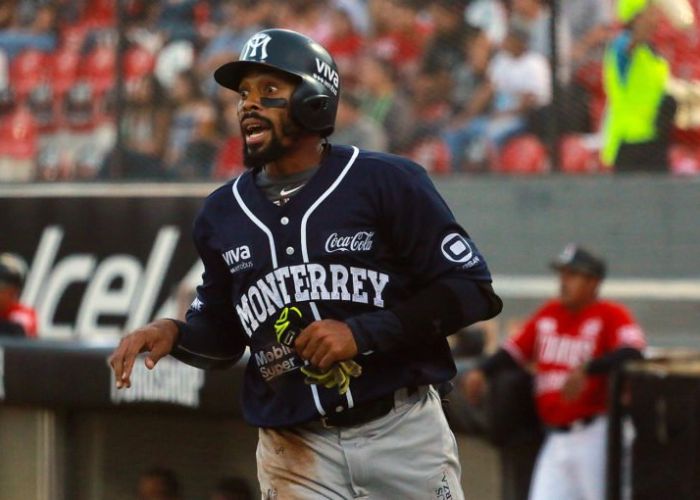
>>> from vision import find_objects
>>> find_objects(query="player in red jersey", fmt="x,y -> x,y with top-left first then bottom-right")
464,244 -> 645,500
0,253 -> 37,337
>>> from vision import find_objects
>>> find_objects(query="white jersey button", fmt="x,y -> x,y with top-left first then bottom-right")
286,246 -> 295,255
335,406 -> 344,413
280,216 -> 289,225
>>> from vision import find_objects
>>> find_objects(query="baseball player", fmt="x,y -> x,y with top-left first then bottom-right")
464,244 -> 646,500
109,29 -> 503,499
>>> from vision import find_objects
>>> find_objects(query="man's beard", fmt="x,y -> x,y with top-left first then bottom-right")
242,118 -> 301,169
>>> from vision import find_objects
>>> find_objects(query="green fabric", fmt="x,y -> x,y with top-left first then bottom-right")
601,42 -> 669,166
617,0 -> 649,22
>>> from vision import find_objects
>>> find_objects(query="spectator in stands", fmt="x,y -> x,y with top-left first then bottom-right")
273,0 -> 333,43
157,0 -> 197,43
414,67 -> 453,124
165,69 -> 218,178
324,5 -> 364,81
0,253 -> 37,338
564,0 -> 614,67
422,0 -> 474,98
357,54 -> 414,153
209,476 -> 254,500
370,0 -> 427,80
136,467 -> 181,500
443,25 -> 551,170
601,0 -> 677,172
465,0 -> 508,46
212,90 -> 245,180
510,0 -> 572,81
451,28 -> 493,118
107,74 -> 170,179
333,91 -> 388,151
125,2 -> 166,57
198,0 -> 269,96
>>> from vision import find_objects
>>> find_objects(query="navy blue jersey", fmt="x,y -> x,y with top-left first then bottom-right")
181,145 -> 495,427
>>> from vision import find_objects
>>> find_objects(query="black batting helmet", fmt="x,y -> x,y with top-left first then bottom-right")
214,29 -> 340,137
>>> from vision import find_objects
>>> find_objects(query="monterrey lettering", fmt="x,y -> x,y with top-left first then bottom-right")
235,263 -> 390,336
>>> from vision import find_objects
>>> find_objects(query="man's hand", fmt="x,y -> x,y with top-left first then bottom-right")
108,319 -> 179,389
462,369 -> 488,406
294,319 -> 358,371
561,366 -> 587,401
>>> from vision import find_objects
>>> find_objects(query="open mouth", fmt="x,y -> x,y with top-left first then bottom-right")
242,118 -> 272,146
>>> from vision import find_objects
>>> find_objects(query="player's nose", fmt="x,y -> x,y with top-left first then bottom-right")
239,90 -> 263,112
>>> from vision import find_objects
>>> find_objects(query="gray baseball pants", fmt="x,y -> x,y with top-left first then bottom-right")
257,385 -> 464,499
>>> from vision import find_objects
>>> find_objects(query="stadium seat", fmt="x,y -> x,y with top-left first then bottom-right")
82,0 -> 116,27
10,49 -> 49,100
0,107 -> 38,159
409,137 -> 451,175
494,135 -> 549,174
559,135 -> 604,174
575,61 -> 604,98
668,144 -> 700,175
50,47 -> 81,98
81,46 -> 116,96
123,46 -> 156,84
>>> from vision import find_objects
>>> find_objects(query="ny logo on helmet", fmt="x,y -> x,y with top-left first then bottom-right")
241,33 -> 272,61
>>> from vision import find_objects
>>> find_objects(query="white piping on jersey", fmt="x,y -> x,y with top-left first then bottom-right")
232,173 -> 325,416
300,146 -> 360,262
232,176 -> 279,269
301,146 -> 360,409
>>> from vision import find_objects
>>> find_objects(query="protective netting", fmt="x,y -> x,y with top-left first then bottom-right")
0,0 -> 699,181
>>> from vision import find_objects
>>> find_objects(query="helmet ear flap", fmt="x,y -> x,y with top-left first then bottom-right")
291,85 -> 336,135
304,95 -> 330,111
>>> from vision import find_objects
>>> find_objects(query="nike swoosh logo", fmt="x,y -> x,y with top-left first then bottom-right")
279,185 -> 304,197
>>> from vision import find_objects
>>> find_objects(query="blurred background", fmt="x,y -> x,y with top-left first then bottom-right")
0,0 -> 698,179
0,0 -> 699,499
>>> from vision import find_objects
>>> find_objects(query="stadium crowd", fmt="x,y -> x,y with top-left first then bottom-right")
0,0 -> 699,181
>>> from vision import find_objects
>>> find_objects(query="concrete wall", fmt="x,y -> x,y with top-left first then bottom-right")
433,175 -> 700,347
435,175 -> 700,279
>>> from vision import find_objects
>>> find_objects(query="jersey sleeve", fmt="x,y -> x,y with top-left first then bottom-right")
605,304 -> 646,351
379,163 -> 492,285
171,209 -> 248,369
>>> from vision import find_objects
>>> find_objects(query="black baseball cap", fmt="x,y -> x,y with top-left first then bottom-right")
550,244 -> 606,279
0,254 -> 26,288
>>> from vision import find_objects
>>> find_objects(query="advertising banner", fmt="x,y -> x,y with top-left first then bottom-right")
0,185 -> 214,340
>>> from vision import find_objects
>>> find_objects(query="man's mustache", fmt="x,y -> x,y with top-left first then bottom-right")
240,112 -> 274,128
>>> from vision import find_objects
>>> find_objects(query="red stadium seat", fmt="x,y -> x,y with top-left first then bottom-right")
50,47 -> 81,97
10,49 -> 49,100
0,107 -> 38,159
668,144 -> 700,176
123,46 -> 156,83
559,135 -> 604,174
494,135 -> 549,174
575,61 -> 604,98
81,46 -> 116,95
409,137 -> 451,175
82,0 -> 115,27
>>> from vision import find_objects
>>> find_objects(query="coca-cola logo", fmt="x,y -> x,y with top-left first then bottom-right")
324,231 -> 375,253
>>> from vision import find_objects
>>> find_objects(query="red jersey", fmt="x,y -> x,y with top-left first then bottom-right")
504,299 -> 645,426
1,302 -> 38,338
